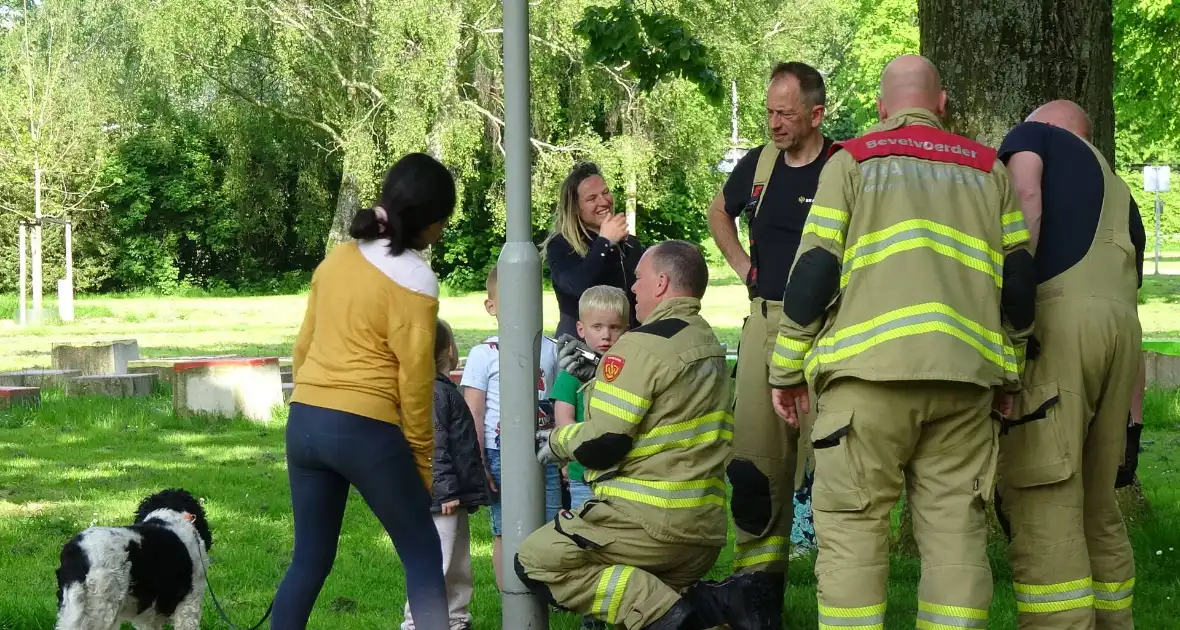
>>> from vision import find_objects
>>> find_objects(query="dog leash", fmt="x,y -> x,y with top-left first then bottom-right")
203,562 -> 274,630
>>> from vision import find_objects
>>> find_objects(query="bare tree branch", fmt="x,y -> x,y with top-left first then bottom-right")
463,100 -> 584,153
177,50 -> 346,146
255,1 -> 385,105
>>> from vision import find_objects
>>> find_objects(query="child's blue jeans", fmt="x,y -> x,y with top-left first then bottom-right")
485,448 -> 562,536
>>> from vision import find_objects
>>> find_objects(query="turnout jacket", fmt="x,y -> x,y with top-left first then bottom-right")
769,108 -> 1034,394
549,297 -> 732,545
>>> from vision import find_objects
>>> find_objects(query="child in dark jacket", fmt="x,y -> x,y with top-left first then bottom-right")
402,319 -> 491,630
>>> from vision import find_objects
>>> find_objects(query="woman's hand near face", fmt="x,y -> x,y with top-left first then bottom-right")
599,213 -> 630,245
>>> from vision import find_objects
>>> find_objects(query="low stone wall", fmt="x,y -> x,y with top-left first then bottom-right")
0,369 -> 80,388
0,386 -> 41,409
66,374 -> 155,398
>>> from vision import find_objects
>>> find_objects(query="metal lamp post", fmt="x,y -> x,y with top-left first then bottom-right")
497,0 -> 547,626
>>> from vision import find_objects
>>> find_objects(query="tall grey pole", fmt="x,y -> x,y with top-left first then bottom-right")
18,222 -> 27,326
498,0 -> 547,626
1154,192 -> 1162,275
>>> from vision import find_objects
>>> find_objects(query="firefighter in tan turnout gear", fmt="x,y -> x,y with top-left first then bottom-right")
707,63 -> 833,616
996,100 -> 1144,629
516,241 -> 772,630
769,55 -> 1036,629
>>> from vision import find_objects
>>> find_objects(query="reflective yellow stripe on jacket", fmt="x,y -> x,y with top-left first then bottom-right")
841,219 -> 1004,288
772,335 -> 809,371
803,302 -> 1022,381
625,410 -> 732,458
803,204 -> 850,246
1002,211 -> 1031,247
594,476 -> 726,509
590,381 -> 652,424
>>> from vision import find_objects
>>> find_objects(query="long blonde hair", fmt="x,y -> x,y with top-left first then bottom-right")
542,162 -> 607,259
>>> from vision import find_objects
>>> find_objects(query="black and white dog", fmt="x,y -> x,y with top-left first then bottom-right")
55,489 -> 212,630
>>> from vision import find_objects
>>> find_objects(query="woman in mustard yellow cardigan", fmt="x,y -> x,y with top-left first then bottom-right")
274,153 -> 455,630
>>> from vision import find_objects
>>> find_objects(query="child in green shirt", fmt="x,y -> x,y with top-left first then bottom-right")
549,285 -> 630,510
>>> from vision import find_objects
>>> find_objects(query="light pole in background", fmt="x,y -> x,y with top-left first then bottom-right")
496,0 -> 547,626
1144,165 -> 1171,275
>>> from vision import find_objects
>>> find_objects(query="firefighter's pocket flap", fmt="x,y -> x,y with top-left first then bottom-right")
553,509 -> 615,551
811,409 -> 852,450
1000,382 -> 1073,488
810,410 -> 868,512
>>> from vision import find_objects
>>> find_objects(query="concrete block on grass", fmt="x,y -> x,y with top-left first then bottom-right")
128,356 -> 236,385
67,374 -> 155,398
0,369 -> 81,388
52,340 -> 140,376
1149,351 -> 1180,389
282,383 -> 294,403
279,357 -> 294,384
173,358 -> 283,422
0,386 -> 41,409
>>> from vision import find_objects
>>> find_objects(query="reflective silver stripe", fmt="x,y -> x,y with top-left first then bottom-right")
1002,213 -> 1029,235
774,344 -> 806,364
591,389 -> 648,422
813,310 -> 1006,361
1014,586 -> 1095,604
599,479 -> 726,500
629,414 -> 732,456
595,477 -> 727,508
806,213 -> 847,231
818,612 -> 887,626
916,611 -> 988,628
597,566 -> 625,620
1093,588 -> 1134,601
843,226 -> 1002,280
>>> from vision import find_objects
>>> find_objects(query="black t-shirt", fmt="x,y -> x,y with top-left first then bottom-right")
722,139 -> 834,301
998,122 -> 1146,287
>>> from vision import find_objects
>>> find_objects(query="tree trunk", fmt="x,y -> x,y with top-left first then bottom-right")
918,0 -> 1116,164
327,171 -> 360,251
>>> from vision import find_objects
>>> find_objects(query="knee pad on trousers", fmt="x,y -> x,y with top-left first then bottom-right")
727,460 -> 772,535
513,554 -> 561,608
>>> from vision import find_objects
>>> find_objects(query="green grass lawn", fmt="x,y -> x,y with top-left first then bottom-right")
1,388 -> 1177,628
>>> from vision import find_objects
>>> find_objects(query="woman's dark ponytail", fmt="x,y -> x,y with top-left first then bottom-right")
349,153 -> 457,256
349,207 -> 383,240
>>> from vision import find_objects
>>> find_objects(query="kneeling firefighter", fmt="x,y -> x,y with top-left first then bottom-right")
516,241 -> 777,630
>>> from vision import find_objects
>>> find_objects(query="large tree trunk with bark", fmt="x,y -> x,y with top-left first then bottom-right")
328,172 -> 361,251
918,0 -> 1116,164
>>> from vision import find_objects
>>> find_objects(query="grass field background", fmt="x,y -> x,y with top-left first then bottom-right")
2,250 -> 1180,628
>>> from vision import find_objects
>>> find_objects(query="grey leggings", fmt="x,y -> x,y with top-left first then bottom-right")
272,403 -> 447,630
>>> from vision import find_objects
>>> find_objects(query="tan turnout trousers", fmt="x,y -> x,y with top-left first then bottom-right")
728,298 -> 815,573
515,501 -> 720,629
811,378 -> 999,630
997,140 -> 1140,630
